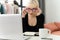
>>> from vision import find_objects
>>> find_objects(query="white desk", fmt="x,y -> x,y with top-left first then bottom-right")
24,36 -> 39,40
48,34 -> 60,40
27,36 -> 39,40
0,34 -> 60,40
24,34 -> 60,40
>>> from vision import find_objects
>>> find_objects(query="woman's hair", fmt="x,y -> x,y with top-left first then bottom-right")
28,0 -> 39,7
22,0 -> 42,16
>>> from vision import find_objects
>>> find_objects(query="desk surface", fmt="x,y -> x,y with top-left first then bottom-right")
0,33 -> 60,40
24,36 -> 39,40
23,32 -> 60,40
24,34 -> 60,40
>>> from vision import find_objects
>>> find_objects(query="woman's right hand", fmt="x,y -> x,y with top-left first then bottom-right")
22,8 -> 27,18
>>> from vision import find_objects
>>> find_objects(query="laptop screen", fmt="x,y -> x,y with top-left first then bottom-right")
0,14 -> 24,40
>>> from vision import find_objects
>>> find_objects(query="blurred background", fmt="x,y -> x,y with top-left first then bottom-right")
0,0 -> 60,25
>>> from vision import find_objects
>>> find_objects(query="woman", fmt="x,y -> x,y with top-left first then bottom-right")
22,0 -> 44,32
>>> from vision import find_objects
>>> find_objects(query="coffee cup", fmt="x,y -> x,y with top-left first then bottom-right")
39,28 -> 51,38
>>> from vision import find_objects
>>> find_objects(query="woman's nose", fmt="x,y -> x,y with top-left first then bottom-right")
30,11 -> 33,13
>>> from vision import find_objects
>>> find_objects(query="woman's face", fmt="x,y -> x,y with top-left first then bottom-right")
25,4 -> 39,15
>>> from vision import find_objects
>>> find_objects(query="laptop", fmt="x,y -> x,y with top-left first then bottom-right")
0,14 -> 24,40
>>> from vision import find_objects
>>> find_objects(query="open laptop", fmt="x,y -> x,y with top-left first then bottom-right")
0,14 -> 24,40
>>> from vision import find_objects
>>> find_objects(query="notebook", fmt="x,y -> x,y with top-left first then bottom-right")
0,14 -> 24,40
23,32 -> 36,36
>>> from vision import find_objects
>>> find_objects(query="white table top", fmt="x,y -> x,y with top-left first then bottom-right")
24,34 -> 60,40
27,36 -> 39,40
23,36 -> 39,40
0,34 -> 60,40
48,34 -> 60,40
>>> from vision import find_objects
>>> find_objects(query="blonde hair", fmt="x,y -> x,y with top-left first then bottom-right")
26,0 -> 39,8
22,0 -> 42,16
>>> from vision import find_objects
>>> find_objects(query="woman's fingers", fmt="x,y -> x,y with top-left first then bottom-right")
22,9 -> 27,18
36,8 -> 42,16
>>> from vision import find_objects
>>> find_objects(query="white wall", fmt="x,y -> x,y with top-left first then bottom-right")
45,0 -> 60,23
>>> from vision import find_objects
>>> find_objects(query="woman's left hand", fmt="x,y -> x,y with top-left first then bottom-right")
36,8 -> 42,16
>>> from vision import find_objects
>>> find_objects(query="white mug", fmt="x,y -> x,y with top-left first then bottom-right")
39,28 -> 51,38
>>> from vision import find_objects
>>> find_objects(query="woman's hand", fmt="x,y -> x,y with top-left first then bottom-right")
22,8 -> 27,18
36,7 -> 42,16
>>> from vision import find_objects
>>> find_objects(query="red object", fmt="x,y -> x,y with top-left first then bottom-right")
44,22 -> 60,35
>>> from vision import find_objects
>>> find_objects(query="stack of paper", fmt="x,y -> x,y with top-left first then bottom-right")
23,32 -> 36,36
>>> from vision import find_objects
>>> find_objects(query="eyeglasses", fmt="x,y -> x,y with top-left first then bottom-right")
26,8 -> 38,12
